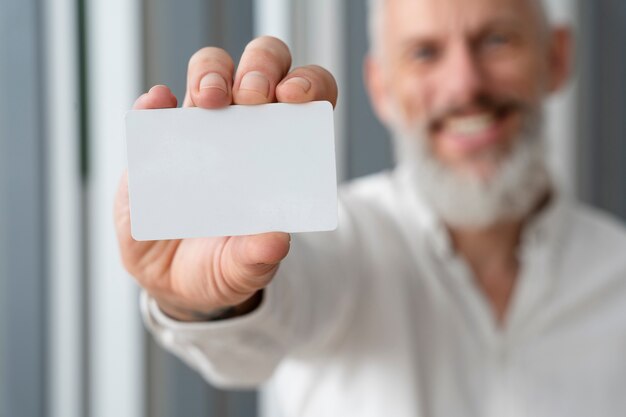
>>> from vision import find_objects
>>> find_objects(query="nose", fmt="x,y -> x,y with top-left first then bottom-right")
438,42 -> 484,109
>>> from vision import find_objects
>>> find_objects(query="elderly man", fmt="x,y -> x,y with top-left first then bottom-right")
116,0 -> 626,415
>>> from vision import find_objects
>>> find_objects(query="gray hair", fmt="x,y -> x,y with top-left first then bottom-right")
367,0 -> 553,57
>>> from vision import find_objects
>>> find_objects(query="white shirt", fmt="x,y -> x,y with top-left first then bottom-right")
142,166 -> 626,417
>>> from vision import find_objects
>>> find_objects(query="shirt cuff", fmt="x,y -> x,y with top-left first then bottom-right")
140,279 -> 288,388
140,282 -> 276,343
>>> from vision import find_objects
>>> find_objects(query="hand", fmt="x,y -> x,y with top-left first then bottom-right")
115,36 -> 338,321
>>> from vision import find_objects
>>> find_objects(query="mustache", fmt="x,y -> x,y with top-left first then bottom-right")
427,94 -> 529,130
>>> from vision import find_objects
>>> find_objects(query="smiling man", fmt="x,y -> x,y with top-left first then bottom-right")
116,0 -> 626,416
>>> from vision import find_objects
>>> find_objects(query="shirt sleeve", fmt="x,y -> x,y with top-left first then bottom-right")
141,200 -> 361,389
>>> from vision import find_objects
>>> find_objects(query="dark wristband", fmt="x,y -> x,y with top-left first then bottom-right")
158,291 -> 263,322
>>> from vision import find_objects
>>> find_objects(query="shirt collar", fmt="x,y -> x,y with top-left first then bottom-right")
518,187 -> 569,263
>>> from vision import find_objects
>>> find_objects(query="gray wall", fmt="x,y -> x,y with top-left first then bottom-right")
577,0 -> 626,220
344,0 -> 394,179
0,0 -> 48,416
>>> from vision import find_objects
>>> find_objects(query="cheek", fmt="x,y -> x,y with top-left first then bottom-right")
389,69 -> 434,125
484,55 -> 545,102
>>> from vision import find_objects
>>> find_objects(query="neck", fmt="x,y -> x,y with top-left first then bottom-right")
445,191 -> 552,325
449,220 -> 523,277
448,220 -> 524,325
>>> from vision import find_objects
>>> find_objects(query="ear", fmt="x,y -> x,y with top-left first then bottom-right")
547,26 -> 573,93
364,55 -> 393,124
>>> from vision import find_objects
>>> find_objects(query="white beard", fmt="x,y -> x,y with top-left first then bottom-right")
391,109 -> 552,229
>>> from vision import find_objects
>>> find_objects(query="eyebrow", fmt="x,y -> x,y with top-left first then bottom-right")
476,17 -> 526,33
397,15 -> 527,47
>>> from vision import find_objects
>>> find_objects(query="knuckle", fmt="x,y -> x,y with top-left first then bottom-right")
244,36 -> 291,63
307,64 -> 330,74
205,268 -> 240,305
292,65 -> 332,82
188,46 -> 233,70
223,271 -> 264,297
287,65 -> 337,96
308,65 -> 337,88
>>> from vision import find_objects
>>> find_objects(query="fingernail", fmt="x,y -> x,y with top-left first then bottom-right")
200,73 -> 228,93
283,77 -> 311,93
239,71 -> 270,97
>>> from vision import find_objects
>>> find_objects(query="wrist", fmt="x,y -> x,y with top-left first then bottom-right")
156,291 -> 263,322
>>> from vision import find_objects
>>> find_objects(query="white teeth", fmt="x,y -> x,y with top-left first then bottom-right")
446,113 -> 495,136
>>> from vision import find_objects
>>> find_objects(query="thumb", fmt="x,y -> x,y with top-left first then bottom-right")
221,232 -> 291,294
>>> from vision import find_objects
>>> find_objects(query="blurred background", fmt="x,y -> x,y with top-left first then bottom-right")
0,0 -> 624,416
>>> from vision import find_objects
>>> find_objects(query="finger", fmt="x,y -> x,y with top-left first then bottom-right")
233,36 -> 292,105
115,170 -> 182,287
117,86 -> 179,273
185,47 -> 235,108
237,232 -> 291,266
133,85 -> 178,110
276,65 -> 339,108
115,170 -> 145,269
220,232 -> 291,294
123,84 -> 177,253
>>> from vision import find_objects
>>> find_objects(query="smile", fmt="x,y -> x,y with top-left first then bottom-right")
434,107 -> 515,153
446,113 -> 496,136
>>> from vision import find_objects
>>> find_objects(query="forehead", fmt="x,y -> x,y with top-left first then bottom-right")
384,0 -> 539,36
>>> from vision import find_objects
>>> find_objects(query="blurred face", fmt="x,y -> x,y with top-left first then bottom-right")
367,0 -> 570,226
371,0 -> 558,179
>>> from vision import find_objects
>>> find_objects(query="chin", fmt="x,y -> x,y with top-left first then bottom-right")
437,135 -> 520,182
450,159 -> 505,183
395,109 -> 552,228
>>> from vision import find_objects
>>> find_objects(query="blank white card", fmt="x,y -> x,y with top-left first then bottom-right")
125,101 -> 337,241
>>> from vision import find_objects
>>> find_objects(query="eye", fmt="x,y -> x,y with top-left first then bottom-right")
482,32 -> 512,49
411,45 -> 439,62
